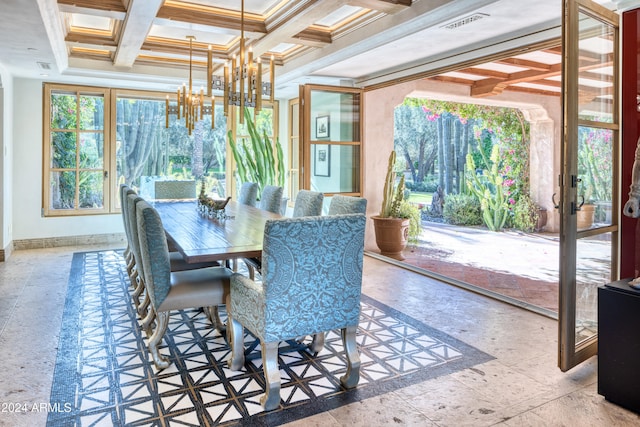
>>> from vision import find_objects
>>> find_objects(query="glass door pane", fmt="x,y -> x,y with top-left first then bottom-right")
300,85 -> 363,204
559,0 -> 619,371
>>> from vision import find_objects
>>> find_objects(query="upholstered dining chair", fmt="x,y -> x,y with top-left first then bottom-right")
328,195 -> 367,215
292,190 -> 324,217
136,199 -> 233,369
126,193 -> 222,328
227,213 -> 366,410
238,182 -> 259,207
244,189 -> 324,280
259,185 -> 283,214
120,184 -> 139,288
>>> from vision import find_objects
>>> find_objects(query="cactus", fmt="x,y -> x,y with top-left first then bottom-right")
380,150 -> 404,218
228,107 -> 285,196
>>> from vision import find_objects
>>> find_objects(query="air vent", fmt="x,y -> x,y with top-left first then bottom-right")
442,13 -> 489,30
37,61 -> 52,70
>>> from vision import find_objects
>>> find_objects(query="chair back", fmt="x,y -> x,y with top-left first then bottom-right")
292,190 -> 324,217
238,182 -> 258,207
328,195 -> 367,215
259,185 -> 283,214
261,213 -> 365,341
120,185 -> 137,246
126,194 -> 146,275
135,200 -> 172,310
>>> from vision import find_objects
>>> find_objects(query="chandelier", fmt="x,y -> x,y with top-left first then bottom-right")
207,0 -> 274,124
165,0 -> 274,131
165,35 -> 213,135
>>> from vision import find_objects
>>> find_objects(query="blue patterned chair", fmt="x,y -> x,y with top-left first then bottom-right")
259,185 -> 283,214
292,190 -> 324,217
227,213 -> 366,410
135,199 -> 233,369
119,184 -> 138,287
244,188 -> 322,280
328,195 -> 367,215
126,193 -> 223,330
238,182 -> 258,207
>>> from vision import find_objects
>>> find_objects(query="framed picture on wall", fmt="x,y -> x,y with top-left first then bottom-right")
316,114 -> 330,139
314,144 -> 330,177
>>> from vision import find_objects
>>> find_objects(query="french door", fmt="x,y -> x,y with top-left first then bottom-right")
559,0 -> 620,371
298,84 -> 363,201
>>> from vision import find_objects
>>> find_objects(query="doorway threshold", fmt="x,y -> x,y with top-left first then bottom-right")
365,251 -> 558,320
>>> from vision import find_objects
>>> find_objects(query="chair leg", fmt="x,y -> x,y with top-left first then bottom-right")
309,332 -> 325,353
227,316 -> 245,371
203,305 -> 226,335
132,274 -> 145,308
137,289 -> 150,317
339,325 -> 360,389
227,295 -> 245,370
140,303 -> 155,338
260,341 -> 281,411
244,260 -> 256,280
148,311 -> 170,369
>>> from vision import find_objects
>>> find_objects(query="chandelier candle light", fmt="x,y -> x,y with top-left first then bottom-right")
166,0 -> 275,130
165,36 -> 213,135
208,0 -> 274,124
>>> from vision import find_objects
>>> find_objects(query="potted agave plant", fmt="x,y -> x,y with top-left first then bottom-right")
372,150 -> 420,260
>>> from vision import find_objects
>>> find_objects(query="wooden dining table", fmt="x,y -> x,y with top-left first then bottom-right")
151,199 -> 282,264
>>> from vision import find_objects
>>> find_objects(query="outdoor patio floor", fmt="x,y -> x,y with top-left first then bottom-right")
399,221 -> 562,313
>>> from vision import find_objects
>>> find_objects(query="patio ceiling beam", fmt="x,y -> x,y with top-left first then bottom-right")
470,64 -> 562,97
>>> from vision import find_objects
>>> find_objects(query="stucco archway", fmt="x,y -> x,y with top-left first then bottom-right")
363,78 -> 561,251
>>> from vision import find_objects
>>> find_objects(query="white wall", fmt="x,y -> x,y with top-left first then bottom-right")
12,77 -> 123,240
0,64 -> 12,250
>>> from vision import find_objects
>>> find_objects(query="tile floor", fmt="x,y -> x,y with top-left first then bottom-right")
0,244 -> 639,426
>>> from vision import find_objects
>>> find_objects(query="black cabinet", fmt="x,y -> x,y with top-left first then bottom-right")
598,278 -> 640,414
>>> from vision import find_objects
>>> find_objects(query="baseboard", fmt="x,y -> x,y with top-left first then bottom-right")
0,241 -> 10,262
11,233 -> 126,252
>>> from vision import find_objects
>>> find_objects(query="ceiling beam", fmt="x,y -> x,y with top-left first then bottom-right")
157,2 -> 267,34
57,0 -> 126,13
250,0 -> 348,58
114,0 -> 163,67
348,0 -> 412,14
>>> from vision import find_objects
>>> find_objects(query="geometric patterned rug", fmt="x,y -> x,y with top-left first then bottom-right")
47,250 -> 493,426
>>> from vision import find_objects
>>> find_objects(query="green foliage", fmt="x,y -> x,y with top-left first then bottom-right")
512,193 -> 539,232
442,193 -> 483,225
405,176 -> 438,193
578,127 -> 612,203
400,98 -> 531,199
465,145 -> 510,231
228,107 -> 285,196
471,129 -> 493,170
397,201 -> 422,242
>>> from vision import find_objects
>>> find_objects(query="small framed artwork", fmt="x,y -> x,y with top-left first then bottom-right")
316,114 -> 330,139
314,144 -> 330,177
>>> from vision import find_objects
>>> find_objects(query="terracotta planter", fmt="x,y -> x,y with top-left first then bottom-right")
372,216 -> 410,260
577,204 -> 595,230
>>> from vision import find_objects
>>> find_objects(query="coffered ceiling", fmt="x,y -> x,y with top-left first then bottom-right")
0,0 -> 627,99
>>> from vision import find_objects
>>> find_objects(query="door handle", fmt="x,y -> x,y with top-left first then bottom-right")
552,192 -> 559,209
